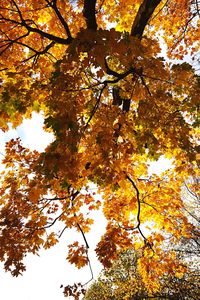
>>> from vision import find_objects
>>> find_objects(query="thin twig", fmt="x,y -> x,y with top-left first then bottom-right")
84,83 -> 107,129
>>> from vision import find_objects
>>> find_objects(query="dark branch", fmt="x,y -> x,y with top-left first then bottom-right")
83,253 -> 94,286
126,175 -> 141,226
104,59 -> 139,84
84,83 -> 107,129
83,0 -> 97,30
139,75 -> 152,96
69,189 -> 94,285
126,174 -> 154,251
1,0 -> 73,46
20,22 -> 72,45
131,0 -> 162,38
76,222 -> 89,249
104,58 -> 122,77
0,31 -> 29,56
45,0 -> 72,39
58,225 -> 67,238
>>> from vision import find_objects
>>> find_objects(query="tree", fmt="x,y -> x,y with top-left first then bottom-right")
0,0 -> 199,297
84,249 -> 200,300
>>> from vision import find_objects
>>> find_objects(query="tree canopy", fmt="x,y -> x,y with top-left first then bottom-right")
0,0 -> 199,298
84,248 -> 200,300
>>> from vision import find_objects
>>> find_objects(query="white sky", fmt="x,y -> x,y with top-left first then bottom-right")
0,113 -> 171,300
0,113 -> 106,300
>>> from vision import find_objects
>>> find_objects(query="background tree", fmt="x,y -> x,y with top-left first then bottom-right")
0,0 -> 199,297
84,249 -> 200,300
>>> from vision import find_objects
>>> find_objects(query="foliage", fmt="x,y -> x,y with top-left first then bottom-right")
0,0 -> 199,297
84,249 -> 200,300
85,185 -> 200,299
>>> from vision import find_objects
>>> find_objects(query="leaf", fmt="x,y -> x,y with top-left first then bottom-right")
67,242 -> 88,269
0,0 -> 199,296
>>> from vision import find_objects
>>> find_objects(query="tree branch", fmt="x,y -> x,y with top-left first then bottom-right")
131,0 -> 162,38
76,222 -> 89,249
84,83 -> 107,129
126,175 -> 151,246
104,58 -> 140,84
139,74 -> 152,96
45,0 -> 72,39
83,0 -> 97,30
1,0 -> 73,46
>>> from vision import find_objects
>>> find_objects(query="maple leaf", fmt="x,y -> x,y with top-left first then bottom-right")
85,248 -> 200,299
0,0 -> 199,298
67,242 -> 88,269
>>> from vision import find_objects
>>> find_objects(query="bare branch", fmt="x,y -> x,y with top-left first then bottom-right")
58,225 -> 67,238
76,222 -> 89,249
184,181 -> 199,201
83,250 -> 94,286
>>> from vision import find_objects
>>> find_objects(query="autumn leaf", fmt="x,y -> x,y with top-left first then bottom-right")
67,242 -> 88,269
0,0 -> 199,297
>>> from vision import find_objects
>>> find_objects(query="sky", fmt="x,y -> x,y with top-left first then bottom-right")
0,2 -> 196,299
0,113 -> 172,300
0,113 -> 106,300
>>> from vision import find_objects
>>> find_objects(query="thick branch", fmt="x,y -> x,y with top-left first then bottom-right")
2,1 -> 73,45
21,21 -> 72,45
131,0 -> 162,38
104,58 -> 139,83
83,0 -> 97,30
